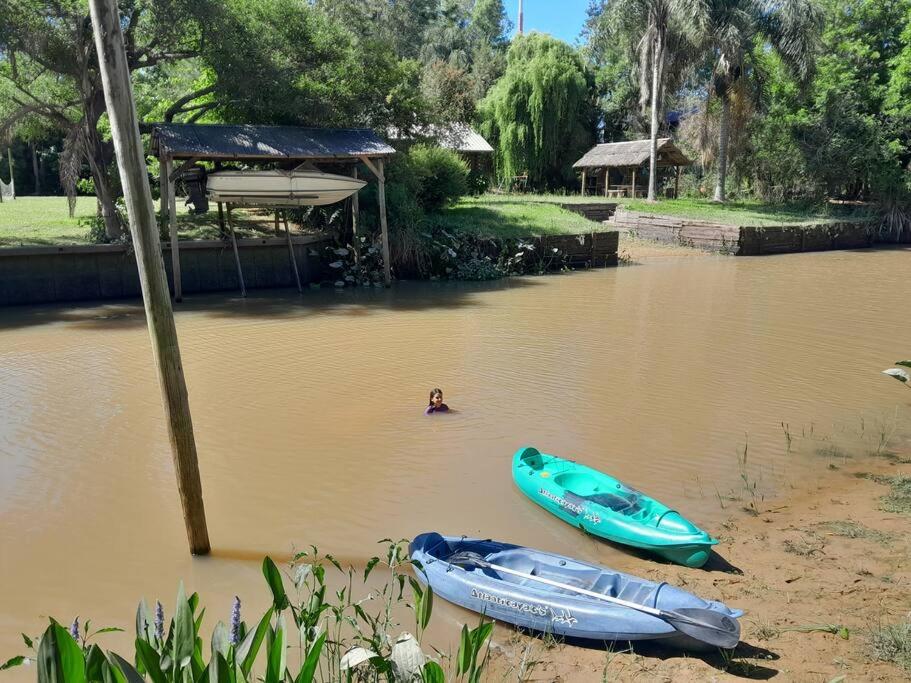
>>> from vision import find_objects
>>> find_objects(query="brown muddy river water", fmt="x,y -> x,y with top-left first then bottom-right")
1,248 -> 910,666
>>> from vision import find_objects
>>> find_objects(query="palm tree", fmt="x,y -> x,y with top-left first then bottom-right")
607,0 -> 699,201
695,0 -> 821,202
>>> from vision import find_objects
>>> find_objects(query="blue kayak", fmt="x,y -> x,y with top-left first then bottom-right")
410,533 -> 742,650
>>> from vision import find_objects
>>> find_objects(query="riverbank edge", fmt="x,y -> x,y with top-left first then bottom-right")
0,231 -> 620,306
485,449 -> 911,681
608,208 -> 903,255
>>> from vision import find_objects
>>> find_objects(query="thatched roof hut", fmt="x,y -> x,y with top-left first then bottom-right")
573,138 -> 693,198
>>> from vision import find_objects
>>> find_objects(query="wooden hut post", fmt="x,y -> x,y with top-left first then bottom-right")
216,202 -> 226,234
89,0 -> 209,555
282,210 -> 302,292
274,211 -> 280,236
631,167 -> 637,198
675,165 -> 681,199
166,160 -> 182,302
581,169 -> 586,197
225,205 -> 247,297
359,155 -> 392,286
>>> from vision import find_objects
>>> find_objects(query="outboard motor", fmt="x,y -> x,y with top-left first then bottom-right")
182,166 -> 209,214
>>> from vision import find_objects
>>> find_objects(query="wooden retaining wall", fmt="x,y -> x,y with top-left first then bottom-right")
558,202 -> 618,223
0,236 -> 327,306
608,208 -> 877,255
536,231 -> 619,267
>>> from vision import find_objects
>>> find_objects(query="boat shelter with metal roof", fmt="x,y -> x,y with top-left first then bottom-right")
572,138 -> 693,199
150,123 -> 396,299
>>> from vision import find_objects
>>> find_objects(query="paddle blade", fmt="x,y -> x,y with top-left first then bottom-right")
446,552 -> 488,569
666,608 -> 741,649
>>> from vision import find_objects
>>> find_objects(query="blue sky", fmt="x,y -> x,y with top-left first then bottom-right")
503,0 -> 591,45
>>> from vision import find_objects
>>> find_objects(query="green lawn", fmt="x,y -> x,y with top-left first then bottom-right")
0,196 -> 298,247
0,196 -> 97,246
432,194 -> 602,238
617,198 -> 872,226
490,193 -> 618,205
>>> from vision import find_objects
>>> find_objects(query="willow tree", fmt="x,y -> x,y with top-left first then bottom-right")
478,33 -> 595,188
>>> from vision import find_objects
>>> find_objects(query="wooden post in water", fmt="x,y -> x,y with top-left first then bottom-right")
89,0 -> 210,554
350,166 -> 359,261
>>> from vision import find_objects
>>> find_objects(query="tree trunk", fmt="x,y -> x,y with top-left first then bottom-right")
31,143 -> 41,195
83,124 -> 123,239
647,33 -> 662,202
713,92 -> 731,203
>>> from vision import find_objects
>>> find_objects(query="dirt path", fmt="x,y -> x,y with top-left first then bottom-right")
485,453 -> 911,681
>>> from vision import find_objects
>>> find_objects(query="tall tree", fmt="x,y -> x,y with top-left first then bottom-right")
478,33 -> 595,188
590,0 -> 699,199
695,0 -> 821,202
0,0 -> 202,237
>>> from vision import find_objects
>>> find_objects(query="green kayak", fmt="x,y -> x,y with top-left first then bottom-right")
512,446 -> 718,568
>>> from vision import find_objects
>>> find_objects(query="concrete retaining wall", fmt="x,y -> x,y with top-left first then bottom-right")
0,236 -> 327,306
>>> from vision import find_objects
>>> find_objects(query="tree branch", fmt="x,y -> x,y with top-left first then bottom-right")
163,85 -> 217,122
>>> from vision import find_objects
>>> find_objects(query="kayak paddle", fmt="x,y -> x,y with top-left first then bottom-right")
447,551 -> 740,649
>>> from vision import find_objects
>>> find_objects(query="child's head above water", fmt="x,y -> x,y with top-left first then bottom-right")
428,388 -> 444,408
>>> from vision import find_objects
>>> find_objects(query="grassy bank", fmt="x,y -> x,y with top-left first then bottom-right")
0,196 -> 295,247
618,197 -> 872,226
432,194 -> 602,238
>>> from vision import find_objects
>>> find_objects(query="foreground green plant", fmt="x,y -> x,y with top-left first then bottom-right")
3,542 -> 493,682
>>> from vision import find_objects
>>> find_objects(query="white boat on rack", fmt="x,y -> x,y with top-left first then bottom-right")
206,169 -> 366,207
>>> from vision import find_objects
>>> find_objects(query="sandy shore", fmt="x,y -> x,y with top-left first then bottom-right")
485,451 -> 910,681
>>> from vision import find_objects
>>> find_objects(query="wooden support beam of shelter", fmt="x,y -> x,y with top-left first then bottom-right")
359,155 -> 391,287
168,156 -> 200,183
283,210 -> 302,293
225,205 -> 246,297
89,0 -> 209,554
351,166 -> 359,261
164,156 -> 182,302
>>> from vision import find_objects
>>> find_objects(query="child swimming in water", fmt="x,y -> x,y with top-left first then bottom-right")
425,388 -> 449,414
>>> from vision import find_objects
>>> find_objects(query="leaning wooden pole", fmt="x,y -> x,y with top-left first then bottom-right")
89,0 -> 210,554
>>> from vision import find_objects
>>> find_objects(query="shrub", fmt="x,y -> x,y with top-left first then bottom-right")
407,144 -> 469,212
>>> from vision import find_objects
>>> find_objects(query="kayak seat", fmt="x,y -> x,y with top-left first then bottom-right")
616,581 -> 661,607
583,492 -> 640,514
590,573 -> 623,598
